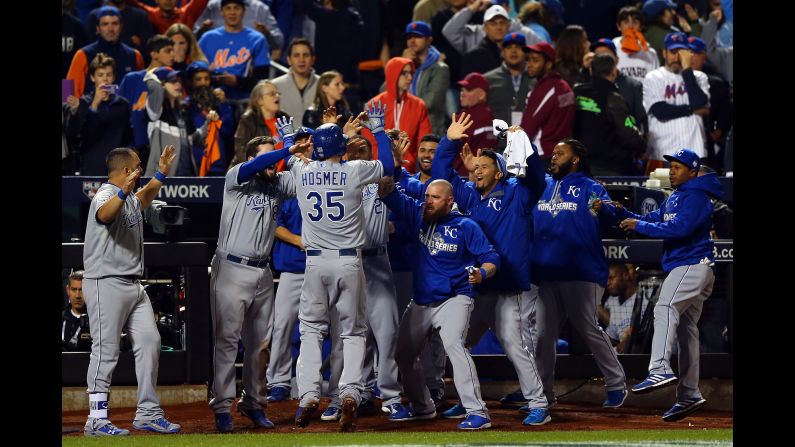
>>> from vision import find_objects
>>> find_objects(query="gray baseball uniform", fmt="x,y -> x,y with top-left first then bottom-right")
209,164 -> 296,414
536,281 -> 627,404
266,271 -> 303,390
649,264 -> 714,400
326,183 -> 402,408
83,183 -> 164,421
289,157 -> 384,407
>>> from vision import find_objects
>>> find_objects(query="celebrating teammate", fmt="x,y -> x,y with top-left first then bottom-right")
82,146 -> 180,436
620,149 -> 724,422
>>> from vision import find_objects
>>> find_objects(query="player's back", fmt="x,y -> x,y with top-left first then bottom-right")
292,158 -> 384,250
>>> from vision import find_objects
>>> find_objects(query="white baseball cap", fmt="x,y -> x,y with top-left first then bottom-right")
484,5 -> 510,22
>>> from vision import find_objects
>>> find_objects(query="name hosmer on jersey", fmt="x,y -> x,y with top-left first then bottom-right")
301,171 -> 349,186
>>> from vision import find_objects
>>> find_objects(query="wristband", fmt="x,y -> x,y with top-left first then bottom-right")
117,189 -> 128,201
479,267 -> 487,279
154,171 -> 167,182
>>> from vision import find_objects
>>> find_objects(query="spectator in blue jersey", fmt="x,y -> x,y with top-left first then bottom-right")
184,61 -> 237,175
64,53 -> 133,175
194,0 -> 284,61
198,0 -> 271,106
430,118 -> 551,426
620,148 -> 724,422
531,138 -> 628,409
378,175 -> 499,430
119,34 -> 176,162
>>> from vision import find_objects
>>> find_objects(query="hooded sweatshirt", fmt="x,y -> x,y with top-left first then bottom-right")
619,172 -> 724,272
382,187 -> 500,305
520,71 -> 575,158
364,57 -> 432,174
531,172 -> 620,286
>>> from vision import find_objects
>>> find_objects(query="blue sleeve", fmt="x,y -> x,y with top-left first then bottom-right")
381,188 -> 421,232
682,69 -> 709,109
253,34 -> 271,67
118,74 -> 133,102
238,147 -> 291,183
634,194 -> 711,238
430,136 -> 461,183
277,202 -> 289,227
374,130 -> 395,175
464,221 -> 501,271
593,182 -> 621,227
398,169 -> 425,200
519,150 -> 547,206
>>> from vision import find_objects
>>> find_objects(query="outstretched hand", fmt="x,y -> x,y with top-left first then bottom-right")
158,145 -> 176,175
362,100 -> 387,133
393,135 -> 411,166
321,106 -> 342,125
342,115 -> 364,137
289,138 -> 313,163
276,116 -> 295,139
447,112 -> 473,141
459,143 -> 477,173
122,167 -> 142,195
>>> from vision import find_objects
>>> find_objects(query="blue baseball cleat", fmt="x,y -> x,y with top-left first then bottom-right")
457,414 -> 492,430
442,402 -> 467,419
132,417 -> 181,434
523,408 -> 551,425
662,398 -> 707,422
238,408 -> 274,428
632,374 -> 678,394
603,388 -> 627,408
214,412 -> 233,433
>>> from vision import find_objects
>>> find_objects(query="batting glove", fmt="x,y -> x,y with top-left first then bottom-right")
363,100 -> 387,134
276,116 -> 295,140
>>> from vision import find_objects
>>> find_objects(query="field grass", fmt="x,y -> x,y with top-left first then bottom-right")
62,428 -> 732,446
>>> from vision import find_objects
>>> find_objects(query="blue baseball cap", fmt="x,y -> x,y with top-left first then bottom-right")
592,38 -> 617,55
540,0 -> 565,25
503,32 -> 527,47
688,36 -> 707,53
185,60 -> 211,79
153,67 -> 182,83
664,148 -> 701,171
405,21 -> 432,38
96,5 -> 121,19
295,127 -> 314,139
664,32 -> 690,51
642,0 -> 676,17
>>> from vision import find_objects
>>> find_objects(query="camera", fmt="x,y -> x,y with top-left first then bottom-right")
161,205 -> 187,226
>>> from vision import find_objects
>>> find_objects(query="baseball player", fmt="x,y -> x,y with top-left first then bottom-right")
208,135 -> 308,433
82,146 -> 180,436
265,126 -> 314,403
430,119 -> 551,426
620,149 -> 724,422
643,32 -> 710,173
392,133 -> 448,408
288,101 -> 395,432
531,138 -> 628,409
378,177 -> 499,430
322,133 -> 409,421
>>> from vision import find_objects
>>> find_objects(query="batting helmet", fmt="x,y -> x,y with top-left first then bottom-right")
312,123 -> 346,160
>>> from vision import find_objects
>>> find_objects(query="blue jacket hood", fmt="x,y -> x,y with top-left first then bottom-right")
678,172 -> 724,200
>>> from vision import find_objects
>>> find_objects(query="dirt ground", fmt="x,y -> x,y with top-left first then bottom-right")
62,397 -> 733,435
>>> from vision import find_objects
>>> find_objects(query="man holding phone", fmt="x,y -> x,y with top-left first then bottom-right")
65,53 -> 133,175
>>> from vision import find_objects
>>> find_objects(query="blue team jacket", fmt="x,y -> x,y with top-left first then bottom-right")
272,198 -> 306,273
382,188 -> 501,305
388,169 -> 430,272
621,173 -> 724,272
531,172 -> 619,286
431,137 -> 546,292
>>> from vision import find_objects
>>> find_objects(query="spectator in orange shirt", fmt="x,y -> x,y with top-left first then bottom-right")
127,0 -> 209,34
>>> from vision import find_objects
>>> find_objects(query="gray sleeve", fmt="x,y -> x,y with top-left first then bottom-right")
426,64 -> 450,121
442,7 -> 475,54
701,14 -> 732,84
355,160 -> 385,187
144,72 -> 163,122
278,171 -> 296,199
256,2 -> 285,51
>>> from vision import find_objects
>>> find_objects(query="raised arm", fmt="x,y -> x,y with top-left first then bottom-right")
136,146 -> 176,209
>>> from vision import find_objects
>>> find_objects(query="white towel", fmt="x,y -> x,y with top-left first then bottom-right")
495,119 -> 536,178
